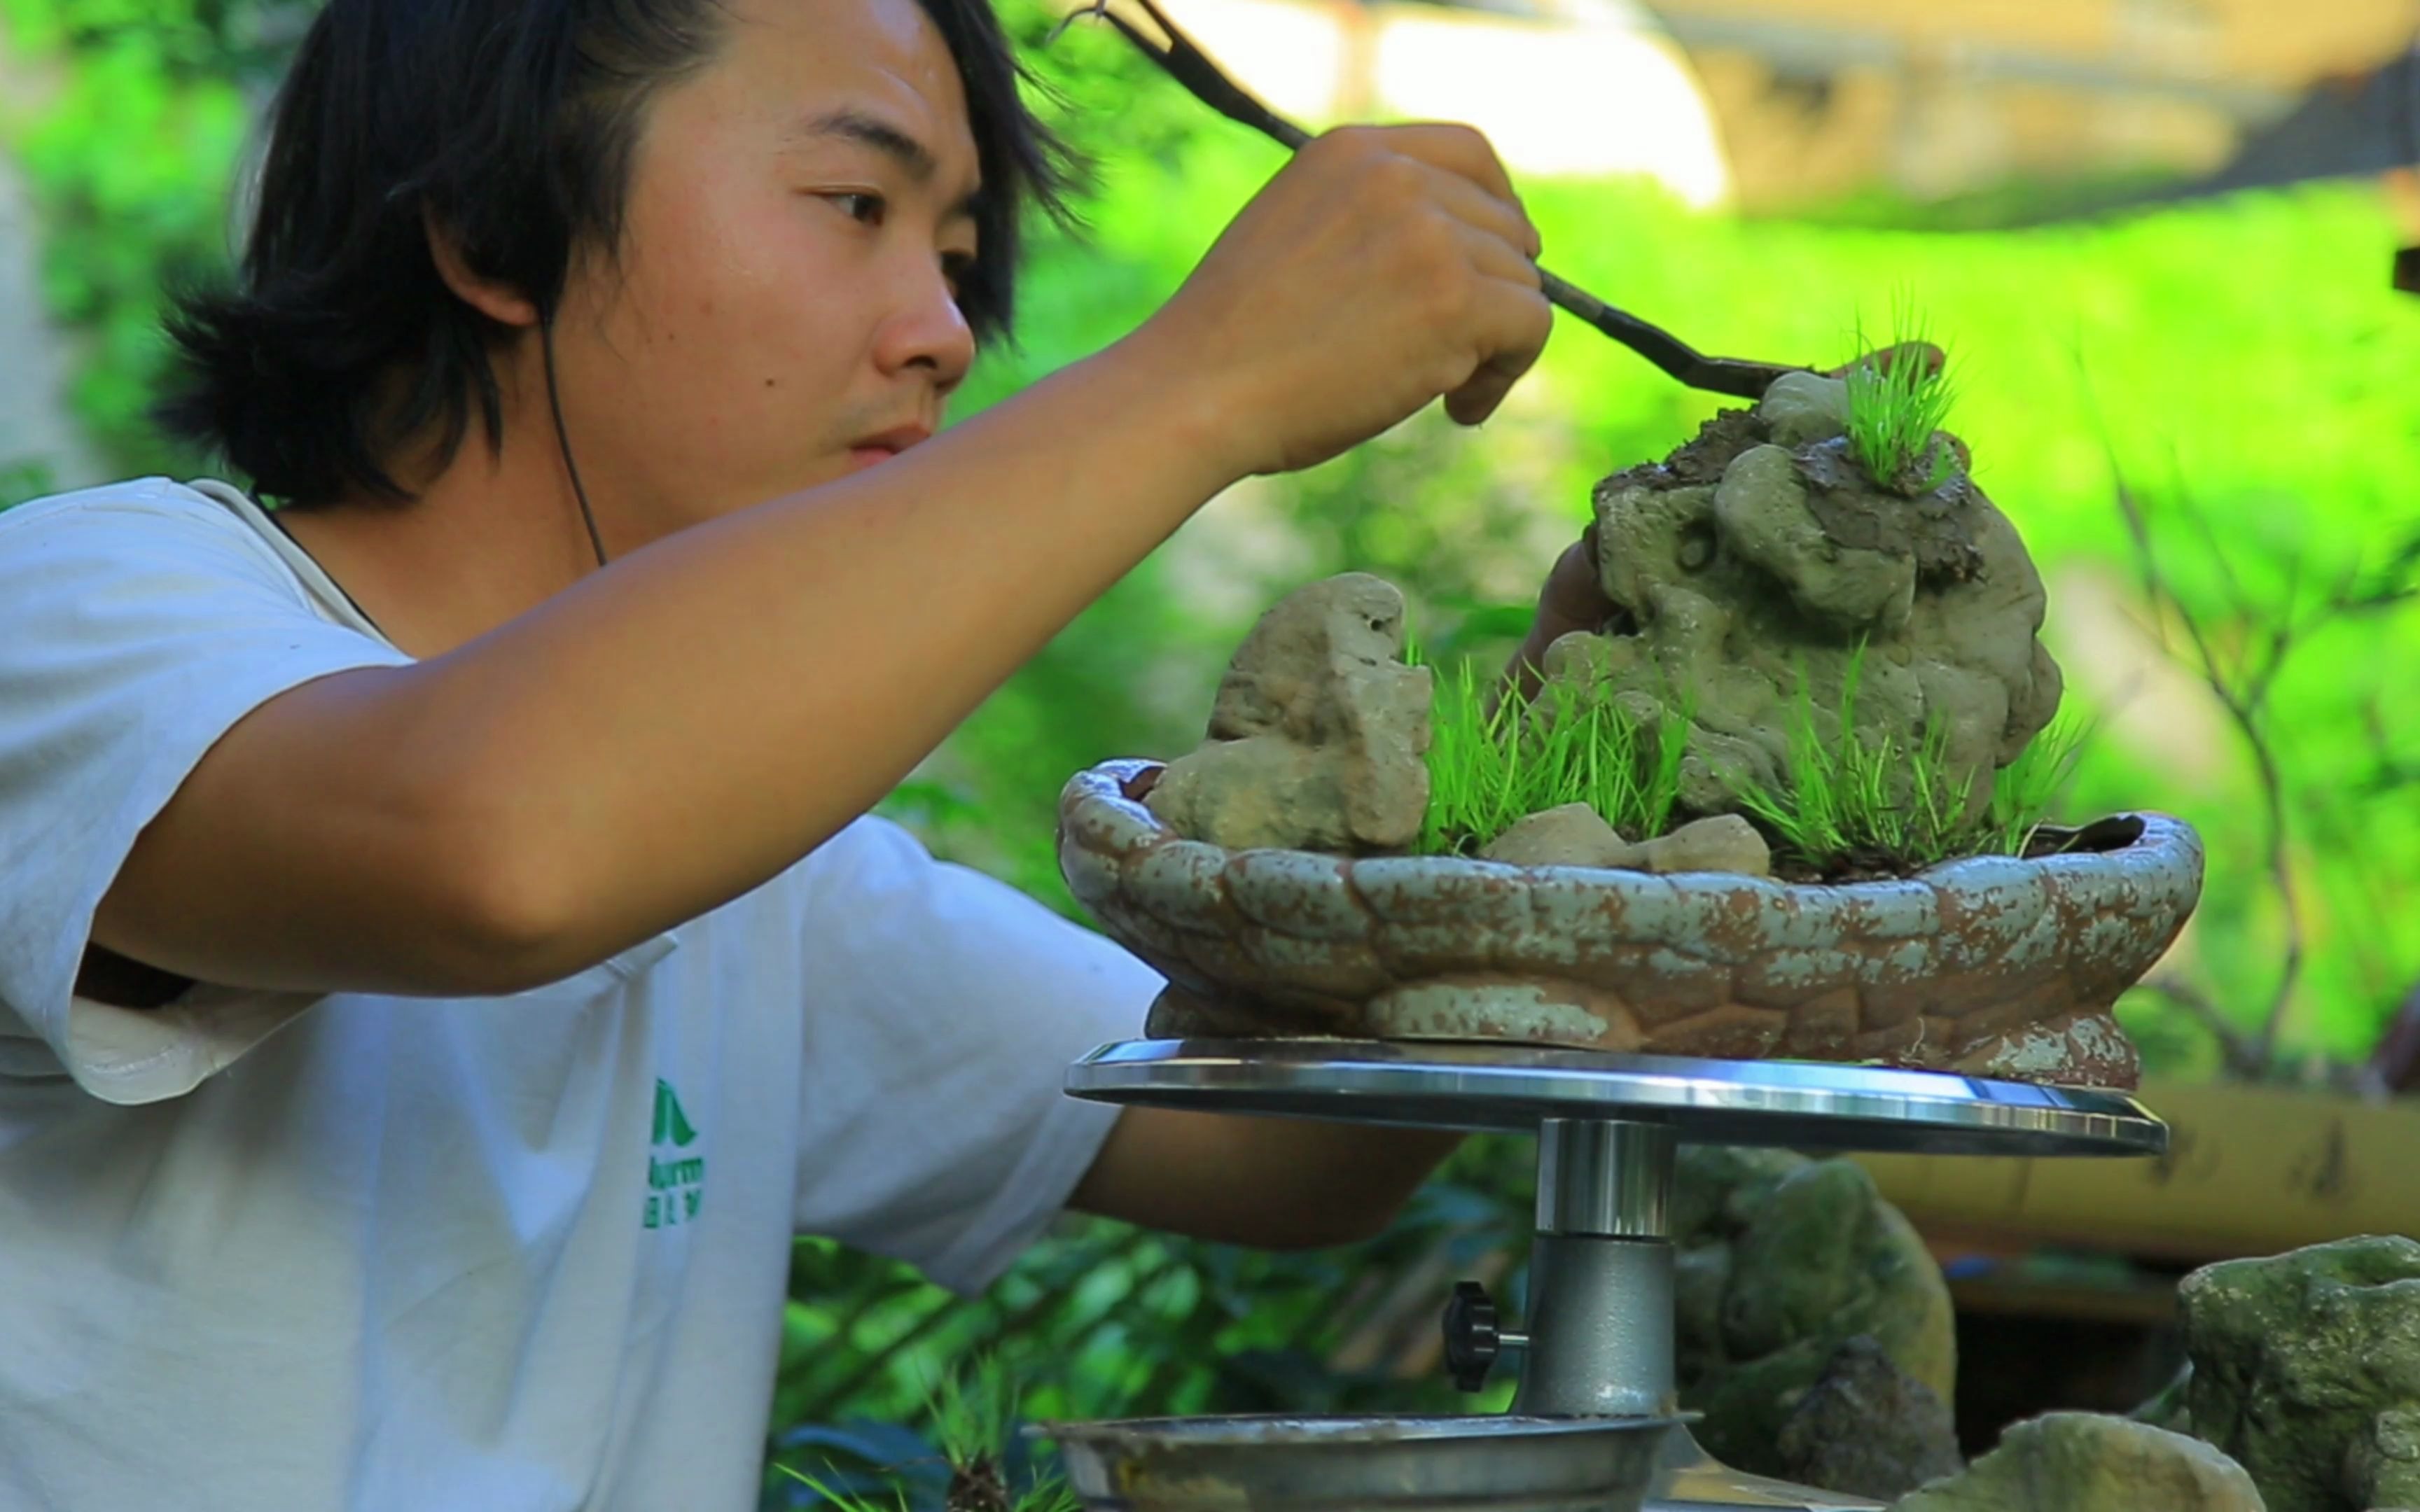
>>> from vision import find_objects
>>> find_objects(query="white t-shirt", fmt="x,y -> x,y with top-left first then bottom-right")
0,478 -> 1158,1511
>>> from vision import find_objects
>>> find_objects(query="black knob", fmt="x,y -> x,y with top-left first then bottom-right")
1442,1280 -> 1501,1392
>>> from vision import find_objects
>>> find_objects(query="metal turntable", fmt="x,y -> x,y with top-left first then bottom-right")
1063,1039 -> 2167,1512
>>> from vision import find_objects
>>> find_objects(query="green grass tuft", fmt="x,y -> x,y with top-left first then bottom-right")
924,1355 -> 1018,1478
774,1357 -> 1083,1512
1734,648 -> 2091,875
1735,655 -> 1975,872
1417,656 -> 1690,856
1986,712 -> 2094,857
1413,636 -> 2087,875
774,1470 -> 906,1512
1843,300 -> 1958,494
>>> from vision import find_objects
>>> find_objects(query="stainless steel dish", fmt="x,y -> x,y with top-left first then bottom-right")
1038,1413 -> 1681,1511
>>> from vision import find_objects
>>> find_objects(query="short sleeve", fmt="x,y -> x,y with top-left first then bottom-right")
788,816 -> 1158,1294
0,481 -> 413,1104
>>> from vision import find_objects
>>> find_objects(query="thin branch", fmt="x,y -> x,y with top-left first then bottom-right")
2175,483 -> 2253,668
2136,976 -> 2267,1080
2109,470 -> 2306,1074
2353,973 -> 2420,1102
2247,725 -> 2307,1063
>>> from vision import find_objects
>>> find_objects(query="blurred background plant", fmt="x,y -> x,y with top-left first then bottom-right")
5,0 -> 2419,1502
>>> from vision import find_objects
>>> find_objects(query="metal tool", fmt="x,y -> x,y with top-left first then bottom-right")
1065,1040 -> 2167,1512
1052,0 -> 1818,400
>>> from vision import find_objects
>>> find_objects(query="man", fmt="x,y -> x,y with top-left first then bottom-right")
0,0 -> 1599,1508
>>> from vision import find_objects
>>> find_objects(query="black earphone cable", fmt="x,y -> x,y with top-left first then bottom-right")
541,313 -> 611,570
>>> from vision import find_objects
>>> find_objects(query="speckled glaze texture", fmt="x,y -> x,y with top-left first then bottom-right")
1060,760 -> 2205,1089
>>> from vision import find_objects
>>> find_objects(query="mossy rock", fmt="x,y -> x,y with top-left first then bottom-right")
2183,1236 -> 2420,1512
1670,1147 -> 1954,1474
1891,1413 -> 2264,1511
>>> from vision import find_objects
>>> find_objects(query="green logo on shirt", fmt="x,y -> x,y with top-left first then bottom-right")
645,1079 -> 707,1231
653,1079 -> 699,1147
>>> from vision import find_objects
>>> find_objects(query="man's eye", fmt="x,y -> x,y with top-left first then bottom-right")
831,192 -> 886,225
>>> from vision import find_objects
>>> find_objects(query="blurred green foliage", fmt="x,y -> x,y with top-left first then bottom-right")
6,0 -> 2420,1501
0,0 -> 291,477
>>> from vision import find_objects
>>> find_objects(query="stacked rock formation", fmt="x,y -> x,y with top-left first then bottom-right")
1541,372 -> 2063,830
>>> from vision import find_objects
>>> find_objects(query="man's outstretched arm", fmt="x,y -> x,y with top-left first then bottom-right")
91,126 -> 1550,1002
1070,1107 -> 1460,1250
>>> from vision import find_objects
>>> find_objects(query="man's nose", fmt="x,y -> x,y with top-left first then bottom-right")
872,261 -> 976,396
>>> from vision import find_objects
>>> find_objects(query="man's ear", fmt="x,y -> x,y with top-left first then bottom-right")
423,210 -> 541,328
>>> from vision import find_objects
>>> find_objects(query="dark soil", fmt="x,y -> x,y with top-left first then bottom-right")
1766,813 -> 2148,884
1599,406 -> 1767,495
1433,813 -> 2146,882
1794,438 -> 1987,584
1768,846 -> 1930,886
1594,405 -> 1989,592
2021,814 -> 2146,858
1120,765 -> 1164,803
946,1462 -> 1010,1512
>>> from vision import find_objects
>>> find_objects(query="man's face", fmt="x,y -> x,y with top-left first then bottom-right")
550,0 -> 982,539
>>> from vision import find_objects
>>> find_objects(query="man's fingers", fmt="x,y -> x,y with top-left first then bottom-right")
1499,525 -> 1613,708
1371,123 -> 1529,239
1424,164 -> 1543,263
1538,531 -> 1611,627
1449,216 -> 1543,291
1445,374 -> 1516,428
1442,276 -> 1552,426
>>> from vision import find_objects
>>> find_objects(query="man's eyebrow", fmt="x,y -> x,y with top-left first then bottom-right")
791,108 -> 936,181
789,108 -> 984,220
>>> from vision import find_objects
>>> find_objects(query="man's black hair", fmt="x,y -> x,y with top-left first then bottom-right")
157,0 -> 1071,505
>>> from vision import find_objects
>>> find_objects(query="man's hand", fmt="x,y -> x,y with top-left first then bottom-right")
1497,342 -> 1949,701
1134,124 -> 1555,481
1499,522 -> 1608,708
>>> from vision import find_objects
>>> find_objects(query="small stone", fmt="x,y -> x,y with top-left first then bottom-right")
1778,1336 -> 1964,1500
1477,803 -> 1637,868
1891,1414 -> 2265,1511
1636,815 -> 1772,877
1758,371 -> 1851,449
2183,1236 -> 2420,1512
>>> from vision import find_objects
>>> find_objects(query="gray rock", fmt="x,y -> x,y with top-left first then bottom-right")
1146,574 -> 1432,853
1634,814 -> 1772,877
1891,1414 -> 2264,1511
2182,1236 -> 2420,1512
1778,1336 -> 1964,1500
1671,1147 -> 1956,1476
1477,803 -> 1634,868
1758,371 -> 1851,450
